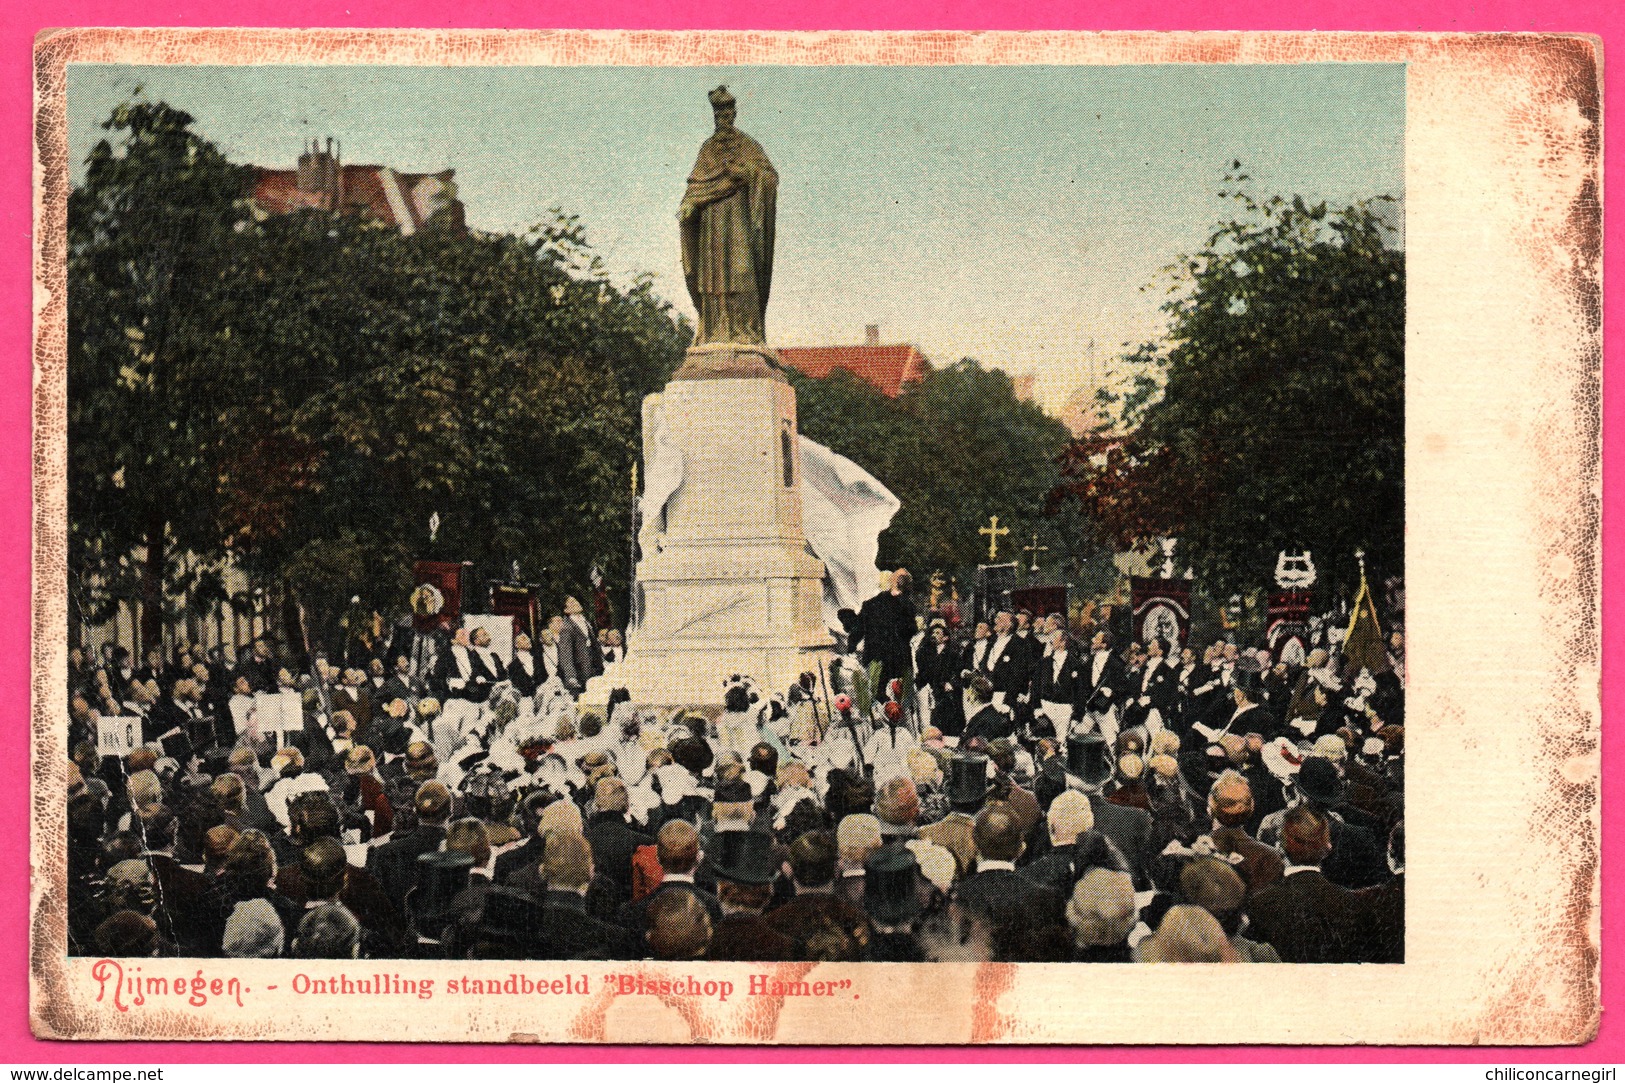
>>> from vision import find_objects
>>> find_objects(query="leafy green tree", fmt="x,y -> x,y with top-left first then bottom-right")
210,207 -> 689,645
792,358 -> 1090,602
1049,167 -> 1404,598
68,99 -> 254,649
69,99 -> 690,655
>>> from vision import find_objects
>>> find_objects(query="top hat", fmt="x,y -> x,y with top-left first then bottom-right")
709,829 -> 777,886
945,754 -> 990,808
1067,733 -> 1113,788
864,845 -> 924,926
410,850 -> 474,924
1034,758 -> 1067,811
1294,756 -> 1345,806
1232,665 -> 1267,701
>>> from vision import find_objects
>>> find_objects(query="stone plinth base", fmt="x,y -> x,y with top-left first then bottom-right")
582,352 -> 832,709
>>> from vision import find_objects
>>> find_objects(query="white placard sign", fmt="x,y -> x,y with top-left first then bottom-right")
229,694 -> 256,735
96,716 -> 141,758
254,691 -> 305,734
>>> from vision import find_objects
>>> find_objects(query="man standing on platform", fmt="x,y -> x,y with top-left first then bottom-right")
558,597 -> 600,697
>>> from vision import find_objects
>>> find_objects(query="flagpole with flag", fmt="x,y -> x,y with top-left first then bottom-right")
1342,548 -> 1387,674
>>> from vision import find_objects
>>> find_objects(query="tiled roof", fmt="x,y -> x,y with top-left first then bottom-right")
775,344 -> 929,398
249,165 -> 461,234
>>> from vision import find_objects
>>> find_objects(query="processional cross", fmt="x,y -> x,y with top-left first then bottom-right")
979,515 -> 1010,561
1023,533 -> 1049,574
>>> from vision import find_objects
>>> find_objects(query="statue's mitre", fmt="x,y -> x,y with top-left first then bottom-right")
708,85 -> 736,108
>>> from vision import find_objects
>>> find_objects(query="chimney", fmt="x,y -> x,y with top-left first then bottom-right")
865,324 -> 880,347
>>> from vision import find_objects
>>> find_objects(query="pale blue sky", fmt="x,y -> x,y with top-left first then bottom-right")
68,63 -> 1404,408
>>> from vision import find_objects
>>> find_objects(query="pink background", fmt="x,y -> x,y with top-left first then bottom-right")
7,0 -> 1618,1062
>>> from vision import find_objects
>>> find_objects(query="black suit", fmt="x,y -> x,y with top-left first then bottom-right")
1322,814 -> 1390,890
1088,794 -> 1155,889
507,651 -> 543,699
536,889 -> 640,960
616,880 -> 722,941
853,591 -> 917,688
1246,867 -> 1367,963
1081,651 -> 1128,716
1020,831 -> 1131,913
915,639 -> 965,737
951,867 -> 1065,962
982,636 -> 1029,703
1123,659 -> 1179,728
1355,873 -> 1404,963
1033,649 -> 1086,708
494,834 -> 547,887
586,813 -> 654,892
366,824 -> 446,904
239,655 -> 283,695
961,638 -> 994,681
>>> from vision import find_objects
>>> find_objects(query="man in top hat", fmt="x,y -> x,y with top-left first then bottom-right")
1279,756 -> 1389,891
863,846 -> 931,961
1244,804 -> 1366,963
1063,733 -> 1155,890
918,753 -> 990,879
706,829 -> 796,961
1185,661 -> 1269,753
951,802 -> 1067,962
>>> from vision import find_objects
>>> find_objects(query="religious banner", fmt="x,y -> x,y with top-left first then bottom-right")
1130,576 -> 1191,647
1266,589 -> 1313,665
1009,584 -> 1067,622
410,559 -> 466,632
975,562 -> 1019,625
488,582 -> 539,640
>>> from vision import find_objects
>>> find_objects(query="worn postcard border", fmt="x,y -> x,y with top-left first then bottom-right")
29,28 -> 1603,1046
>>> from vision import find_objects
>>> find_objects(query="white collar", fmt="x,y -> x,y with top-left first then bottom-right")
977,859 -> 1017,873
663,872 -> 696,884
1283,864 -> 1321,877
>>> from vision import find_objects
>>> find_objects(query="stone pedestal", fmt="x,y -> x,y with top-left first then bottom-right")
582,346 -> 832,708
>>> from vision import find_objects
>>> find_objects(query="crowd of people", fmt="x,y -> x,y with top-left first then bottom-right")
65,573 -> 1405,965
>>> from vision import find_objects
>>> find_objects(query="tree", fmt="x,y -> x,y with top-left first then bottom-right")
69,99 -> 691,657
1048,167 -> 1404,599
68,99 -> 254,650
209,207 -> 689,646
792,358 -> 1089,600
